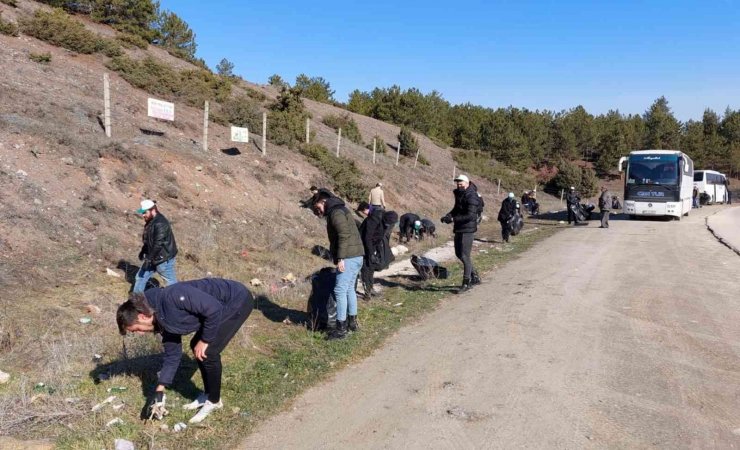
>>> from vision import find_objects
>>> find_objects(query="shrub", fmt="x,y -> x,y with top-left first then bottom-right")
454,150 -> 537,195
366,135 -> 386,154
106,55 -> 179,97
29,52 -> 52,64
178,69 -> 231,106
298,143 -> 366,201
268,74 -> 287,88
213,95 -> 261,130
245,87 -> 267,102
116,33 -> 149,49
21,9 -> 99,54
268,87 -> 311,147
398,127 -> 419,157
106,55 -> 232,107
0,0 -> 17,7
0,13 -> 19,36
20,9 -> 122,56
322,114 -> 363,145
547,159 -> 598,197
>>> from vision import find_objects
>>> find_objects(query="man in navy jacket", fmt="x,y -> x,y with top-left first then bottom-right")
117,278 -> 254,423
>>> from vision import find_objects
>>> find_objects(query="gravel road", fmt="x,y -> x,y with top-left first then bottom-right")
242,208 -> 740,449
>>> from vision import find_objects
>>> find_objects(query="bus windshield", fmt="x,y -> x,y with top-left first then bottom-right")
694,171 -> 704,182
627,154 -> 680,186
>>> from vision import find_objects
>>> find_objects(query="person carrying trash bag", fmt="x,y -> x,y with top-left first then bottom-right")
116,278 -> 254,424
498,192 -> 518,243
566,186 -> 581,225
441,174 -> 481,293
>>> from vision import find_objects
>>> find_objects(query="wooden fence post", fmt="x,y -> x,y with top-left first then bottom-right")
372,138 -> 376,164
202,100 -> 209,151
305,118 -> 310,144
414,147 -> 420,168
336,128 -> 342,157
396,142 -> 401,166
103,73 -> 111,138
262,112 -> 267,156
497,179 -> 501,195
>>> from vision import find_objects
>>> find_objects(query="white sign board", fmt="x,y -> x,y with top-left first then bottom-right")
231,126 -> 249,143
147,98 -> 175,121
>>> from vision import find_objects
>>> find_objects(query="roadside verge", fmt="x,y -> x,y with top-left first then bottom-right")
705,207 -> 740,256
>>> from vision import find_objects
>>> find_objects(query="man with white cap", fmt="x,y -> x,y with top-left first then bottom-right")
368,182 -> 386,209
133,199 -> 178,293
441,174 -> 482,293
497,192 -> 518,243
565,186 -> 581,225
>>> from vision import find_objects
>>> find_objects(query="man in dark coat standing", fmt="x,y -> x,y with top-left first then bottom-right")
441,174 -> 481,293
598,186 -> 613,228
134,199 -> 178,293
497,192 -> 518,243
566,187 -> 581,225
356,202 -> 385,299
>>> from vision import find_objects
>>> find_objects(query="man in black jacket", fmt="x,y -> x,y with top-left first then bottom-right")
356,202 -> 384,299
117,278 -> 254,424
441,174 -> 481,293
133,200 -> 178,293
498,192 -> 518,243
566,187 -> 581,225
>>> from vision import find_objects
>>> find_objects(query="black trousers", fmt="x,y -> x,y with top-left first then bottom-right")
454,232 -> 475,281
567,205 -> 579,223
360,261 -> 375,291
190,290 -> 254,403
499,219 -> 511,242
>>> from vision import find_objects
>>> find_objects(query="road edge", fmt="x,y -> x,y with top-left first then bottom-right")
705,212 -> 740,257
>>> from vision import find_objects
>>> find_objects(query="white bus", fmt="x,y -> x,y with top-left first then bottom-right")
618,150 -> 694,219
693,170 -> 727,204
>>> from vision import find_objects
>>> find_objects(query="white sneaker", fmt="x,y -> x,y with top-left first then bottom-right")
182,393 -> 208,410
188,400 -> 223,423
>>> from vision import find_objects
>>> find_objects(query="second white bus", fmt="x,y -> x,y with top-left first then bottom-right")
693,170 -> 728,204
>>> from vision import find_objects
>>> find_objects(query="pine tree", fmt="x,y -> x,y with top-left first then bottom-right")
216,58 -> 234,77
155,10 -> 196,58
643,96 -> 681,149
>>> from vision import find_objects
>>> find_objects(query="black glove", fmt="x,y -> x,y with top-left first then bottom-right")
141,259 -> 154,272
138,250 -> 146,261
441,215 -> 452,224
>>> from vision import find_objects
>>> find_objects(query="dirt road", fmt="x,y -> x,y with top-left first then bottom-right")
242,208 -> 740,449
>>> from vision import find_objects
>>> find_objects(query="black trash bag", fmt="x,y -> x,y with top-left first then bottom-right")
306,267 -> 337,331
582,203 -> 595,220
410,255 -> 448,280
569,203 -> 587,222
508,212 -> 524,236
311,245 -> 333,261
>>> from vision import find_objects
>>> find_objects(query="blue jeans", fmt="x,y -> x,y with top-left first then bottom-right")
334,256 -> 363,321
133,257 -> 177,293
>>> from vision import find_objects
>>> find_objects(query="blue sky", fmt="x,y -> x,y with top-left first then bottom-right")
159,0 -> 740,121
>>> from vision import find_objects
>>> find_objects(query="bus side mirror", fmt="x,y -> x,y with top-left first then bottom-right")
618,156 -> 627,173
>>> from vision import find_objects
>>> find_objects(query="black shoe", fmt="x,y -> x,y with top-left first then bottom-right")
457,279 -> 472,294
348,315 -> 359,332
327,320 -> 347,340
471,272 -> 481,285
362,283 -> 374,300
